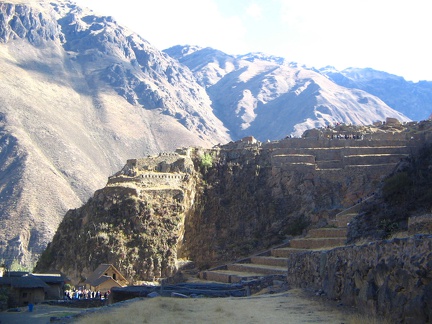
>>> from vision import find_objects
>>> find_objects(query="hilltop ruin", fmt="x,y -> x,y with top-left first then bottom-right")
35,119 -> 432,285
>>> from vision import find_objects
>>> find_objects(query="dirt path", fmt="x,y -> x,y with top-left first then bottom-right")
0,289 -> 373,324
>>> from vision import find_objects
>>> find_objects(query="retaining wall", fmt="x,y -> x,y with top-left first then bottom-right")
262,137 -> 412,150
286,235 -> 432,323
108,173 -> 185,188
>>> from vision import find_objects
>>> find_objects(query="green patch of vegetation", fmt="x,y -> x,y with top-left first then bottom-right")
63,283 -> 74,291
200,153 -> 213,171
380,219 -> 400,238
8,259 -> 34,272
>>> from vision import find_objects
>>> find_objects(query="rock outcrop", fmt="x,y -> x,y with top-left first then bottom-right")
0,0 -> 229,267
36,121 -> 430,284
36,149 -> 198,283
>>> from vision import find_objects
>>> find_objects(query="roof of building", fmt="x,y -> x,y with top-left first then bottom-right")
4,271 -> 29,277
30,273 -> 67,284
91,275 -> 122,288
84,264 -> 127,286
0,276 -> 50,289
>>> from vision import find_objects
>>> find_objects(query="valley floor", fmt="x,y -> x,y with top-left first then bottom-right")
0,288 -> 384,324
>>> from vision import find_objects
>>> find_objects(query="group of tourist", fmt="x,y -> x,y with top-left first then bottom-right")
64,289 -> 110,300
328,134 -> 364,140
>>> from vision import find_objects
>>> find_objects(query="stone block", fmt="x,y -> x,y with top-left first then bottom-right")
408,214 -> 432,234
386,117 -> 401,126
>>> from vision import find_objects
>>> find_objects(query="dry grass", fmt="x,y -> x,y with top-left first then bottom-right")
348,313 -> 392,324
75,290 -> 386,324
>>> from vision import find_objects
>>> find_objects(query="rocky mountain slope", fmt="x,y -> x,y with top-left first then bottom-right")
321,66 -> 432,122
35,120 -> 432,283
0,0 -> 426,269
164,46 -> 410,139
0,0 -> 229,267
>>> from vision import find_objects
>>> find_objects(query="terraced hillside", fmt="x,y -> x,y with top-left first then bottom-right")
199,199 -> 366,283
198,120 -> 432,288
36,119 -> 431,283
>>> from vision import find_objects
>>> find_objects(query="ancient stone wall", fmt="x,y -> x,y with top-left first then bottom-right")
264,137 -> 416,171
36,122 -> 432,283
286,236 -> 432,323
108,173 -> 185,188
262,137 -> 411,150
180,134 -> 424,267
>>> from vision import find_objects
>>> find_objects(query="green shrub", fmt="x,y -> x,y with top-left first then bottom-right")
380,219 -> 400,237
9,259 -> 33,271
200,153 -> 213,170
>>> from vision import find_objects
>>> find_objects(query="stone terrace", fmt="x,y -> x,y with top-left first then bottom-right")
106,151 -> 193,189
198,199 -> 363,284
198,120 -> 431,284
265,137 -> 414,171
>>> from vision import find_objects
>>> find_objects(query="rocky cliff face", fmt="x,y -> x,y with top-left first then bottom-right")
36,149 -> 199,283
36,121 -> 428,283
0,0 -> 229,267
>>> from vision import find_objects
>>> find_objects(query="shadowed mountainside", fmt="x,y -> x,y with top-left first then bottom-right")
0,0 -> 230,267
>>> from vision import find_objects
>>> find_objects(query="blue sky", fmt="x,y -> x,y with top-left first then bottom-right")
74,0 -> 431,82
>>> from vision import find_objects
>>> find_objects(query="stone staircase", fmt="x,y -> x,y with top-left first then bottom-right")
198,200 -> 371,284
197,138 -> 408,285
268,139 -> 412,171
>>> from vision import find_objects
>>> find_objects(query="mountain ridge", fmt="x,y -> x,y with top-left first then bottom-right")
164,46 -> 410,139
0,0 -> 429,267
320,66 -> 432,121
0,0 -> 229,267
